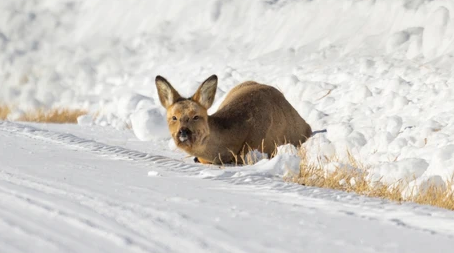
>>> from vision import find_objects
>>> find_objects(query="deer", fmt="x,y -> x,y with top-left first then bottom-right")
155,74 -> 312,165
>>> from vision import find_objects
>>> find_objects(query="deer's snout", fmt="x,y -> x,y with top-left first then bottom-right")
177,127 -> 192,142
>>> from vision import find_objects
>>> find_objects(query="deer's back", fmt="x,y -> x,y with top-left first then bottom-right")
212,81 -> 311,156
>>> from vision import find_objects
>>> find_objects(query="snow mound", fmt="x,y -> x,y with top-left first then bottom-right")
130,107 -> 169,141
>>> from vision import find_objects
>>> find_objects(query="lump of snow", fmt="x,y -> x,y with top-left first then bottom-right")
349,85 -> 372,103
147,171 -> 161,177
350,177 -> 357,187
388,137 -> 408,153
168,138 -> 177,150
392,96 -> 409,110
117,93 -> 152,120
77,114 -> 94,126
296,101 -> 315,120
326,123 -> 353,142
386,31 -> 410,53
130,107 -> 170,141
249,144 -> 301,176
424,145 -> 454,181
339,178 -> 347,186
386,116 -> 403,137
359,58 -> 375,73
384,92 -> 409,111
275,74 -> 299,89
347,131 -> 367,147
276,144 -> 299,156
422,6 -> 450,59
369,158 -> 429,185
373,131 -> 396,152
304,134 -> 335,164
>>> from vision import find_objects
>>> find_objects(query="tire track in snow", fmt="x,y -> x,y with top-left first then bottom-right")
2,121 -> 454,239
0,197 -> 84,253
0,184 -> 156,253
0,121 -> 203,174
0,169 -> 246,253
0,212 -> 61,253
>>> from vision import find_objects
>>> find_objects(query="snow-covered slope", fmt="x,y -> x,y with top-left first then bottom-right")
1,1 -> 454,202
1,121 -> 454,253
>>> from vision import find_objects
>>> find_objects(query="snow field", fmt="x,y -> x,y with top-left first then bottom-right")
2,121 -> 454,252
2,0 -> 454,199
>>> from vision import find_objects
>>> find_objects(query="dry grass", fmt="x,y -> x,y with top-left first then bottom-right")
18,108 -> 87,123
0,105 -> 11,120
411,177 -> 454,210
0,105 -> 86,124
286,148 -> 454,211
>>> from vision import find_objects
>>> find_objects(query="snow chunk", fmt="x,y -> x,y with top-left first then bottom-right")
117,93 -> 153,120
147,171 -> 161,177
130,107 -> 169,141
77,114 -> 94,126
386,116 -> 403,137
248,144 -> 301,177
369,158 -> 429,185
326,123 -> 353,142
386,31 -> 410,53
424,145 -> 454,181
422,6 -> 450,59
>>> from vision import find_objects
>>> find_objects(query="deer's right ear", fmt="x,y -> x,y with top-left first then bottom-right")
192,75 -> 218,109
155,76 -> 182,108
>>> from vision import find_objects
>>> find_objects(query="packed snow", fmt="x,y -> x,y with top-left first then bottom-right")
1,0 -> 454,250
2,121 -> 454,253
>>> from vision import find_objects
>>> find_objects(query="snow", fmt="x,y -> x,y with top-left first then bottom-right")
130,106 -> 169,141
147,171 -> 161,177
2,121 -> 454,252
2,0 -> 454,250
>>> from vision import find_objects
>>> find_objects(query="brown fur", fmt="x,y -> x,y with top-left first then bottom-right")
156,75 -> 312,164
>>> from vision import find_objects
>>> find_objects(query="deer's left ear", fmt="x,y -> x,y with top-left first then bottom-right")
192,75 -> 218,109
155,75 -> 182,108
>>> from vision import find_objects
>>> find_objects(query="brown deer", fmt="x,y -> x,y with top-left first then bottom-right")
155,75 -> 311,164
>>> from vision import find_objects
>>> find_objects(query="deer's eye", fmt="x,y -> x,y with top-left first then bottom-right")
171,116 -> 177,121
193,115 -> 200,121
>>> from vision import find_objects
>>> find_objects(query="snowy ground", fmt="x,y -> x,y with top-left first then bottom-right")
2,0 -> 454,251
2,0 -> 454,193
1,121 -> 454,253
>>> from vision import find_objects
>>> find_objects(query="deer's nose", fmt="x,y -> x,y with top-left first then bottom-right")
178,128 -> 191,138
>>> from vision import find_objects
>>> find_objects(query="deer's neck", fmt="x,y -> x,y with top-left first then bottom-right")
192,115 -> 243,163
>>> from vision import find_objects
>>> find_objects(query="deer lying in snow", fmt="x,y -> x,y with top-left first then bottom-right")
155,75 -> 312,164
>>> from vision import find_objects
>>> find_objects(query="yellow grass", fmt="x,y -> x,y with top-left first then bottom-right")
0,105 -> 86,123
18,108 -> 87,123
286,148 -> 454,211
0,105 -> 11,120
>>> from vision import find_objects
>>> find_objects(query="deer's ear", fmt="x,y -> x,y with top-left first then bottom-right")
155,76 -> 182,108
192,75 -> 217,109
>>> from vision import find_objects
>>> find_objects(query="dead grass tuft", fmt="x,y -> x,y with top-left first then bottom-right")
286,147 -> 454,211
0,105 -> 86,124
0,105 -> 11,120
411,177 -> 454,210
18,108 -> 87,123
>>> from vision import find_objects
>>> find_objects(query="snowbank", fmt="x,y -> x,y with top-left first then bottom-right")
2,0 -> 454,194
